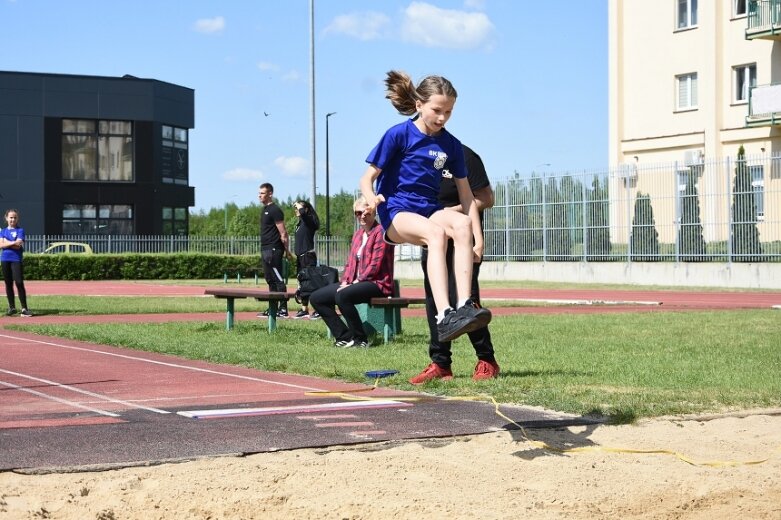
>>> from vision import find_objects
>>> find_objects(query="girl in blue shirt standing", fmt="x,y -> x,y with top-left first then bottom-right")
1,209 -> 32,317
359,70 -> 490,364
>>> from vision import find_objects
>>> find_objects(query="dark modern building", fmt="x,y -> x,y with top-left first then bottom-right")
0,71 -> 194,235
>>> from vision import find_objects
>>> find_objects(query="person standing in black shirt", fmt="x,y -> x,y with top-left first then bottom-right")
412,145 -> 500,384
292,199 -> 320,319
258,183 -> 292,318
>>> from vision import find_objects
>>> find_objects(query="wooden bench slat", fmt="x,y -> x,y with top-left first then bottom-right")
205,289 -> 296,299
369,297 -> 426,306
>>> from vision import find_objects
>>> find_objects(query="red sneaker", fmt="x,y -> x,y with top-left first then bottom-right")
409,363 -> 453,385
473,360 -> 500,381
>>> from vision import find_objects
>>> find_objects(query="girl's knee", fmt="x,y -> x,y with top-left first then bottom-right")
452,214 -> 472,240
423,226 -> 448,250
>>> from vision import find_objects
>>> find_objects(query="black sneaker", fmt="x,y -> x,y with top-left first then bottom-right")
293,309 -> 309,319
334,339 -> 369,348
310,312 -> 321,320
20,308 -> 32,318
276,309 -> 289,319
437,307 -> 477,343
256,310 -> 270,318
6,308 -> 16,316
457,299 -> 492,329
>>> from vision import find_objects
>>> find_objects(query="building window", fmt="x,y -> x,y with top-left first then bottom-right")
734,0 -> 747,17
734,64 -> 757,103
750,166 -> 765,220
677,0 -> 698,29
161,125 -> 189,185
162,207 -> 188,235
62,204 -> 134,234
676,73 -> 698,110
62,119 -> 133,181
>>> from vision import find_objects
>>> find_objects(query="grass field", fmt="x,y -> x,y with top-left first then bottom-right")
6,293 -> 779,424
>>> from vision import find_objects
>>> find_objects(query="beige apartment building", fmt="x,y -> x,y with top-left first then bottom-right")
608,0 -> 780,242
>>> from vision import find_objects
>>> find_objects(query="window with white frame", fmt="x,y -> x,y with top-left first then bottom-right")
677,0 -> 698,29
734,64 -> 757,103
750,165 -> 765,219
734,0 -> 747,17
676,73 -> 698,110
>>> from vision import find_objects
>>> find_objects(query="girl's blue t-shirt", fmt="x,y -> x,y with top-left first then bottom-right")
0,227 -> 24,263
366,119 -> 466,229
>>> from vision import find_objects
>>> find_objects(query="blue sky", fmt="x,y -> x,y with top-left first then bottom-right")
1,0 -> 607,212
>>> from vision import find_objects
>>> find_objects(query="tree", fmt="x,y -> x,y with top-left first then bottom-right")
630,192 -> 660,261
545,176 -> 573,261
189,207 -> 229,236
678,170 -> 707,262
730,145 -> 763,262
586,175 -> 611,260
228,206 -> 260,237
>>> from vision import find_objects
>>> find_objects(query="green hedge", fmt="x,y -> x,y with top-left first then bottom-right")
24,253 -> 276,281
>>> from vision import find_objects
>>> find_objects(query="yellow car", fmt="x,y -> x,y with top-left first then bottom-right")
42,242 -> 94,254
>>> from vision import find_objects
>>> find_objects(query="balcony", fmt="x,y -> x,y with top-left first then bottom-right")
746,83 -> 781,126
746,0 -> 781,39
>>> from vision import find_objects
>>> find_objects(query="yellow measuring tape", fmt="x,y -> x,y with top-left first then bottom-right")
307,381 -> 780,468
473,395 -> 777,468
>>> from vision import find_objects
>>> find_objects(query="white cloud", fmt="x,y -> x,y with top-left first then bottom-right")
281,69 -> 301,82
274,156 -> 308,176
222,168 -> 264,181
401,2 -> 494,50
257,61 -> 279,72
193,16 -> 225,34
323,11 -> 391,41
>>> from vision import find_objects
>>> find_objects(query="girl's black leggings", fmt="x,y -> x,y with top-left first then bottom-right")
1,261 -> 27,309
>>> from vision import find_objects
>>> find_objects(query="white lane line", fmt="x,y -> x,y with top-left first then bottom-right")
0,333 -> 324,392
0,379 -> 120,418
178,399 -> 412,419
511,298 -> 662,306
0,369 -> 170,414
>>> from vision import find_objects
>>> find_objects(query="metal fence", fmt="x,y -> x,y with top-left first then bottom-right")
25,154 -> 780,264
484,153 -> 780,262
26,235 -> 352,267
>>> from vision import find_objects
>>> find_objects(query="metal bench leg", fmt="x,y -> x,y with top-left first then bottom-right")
268,300 -> 279,333
383,306 -> 394,344
226,298 -> 235,331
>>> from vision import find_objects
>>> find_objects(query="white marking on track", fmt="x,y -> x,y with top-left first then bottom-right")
0,379 -> 120,417
178,399 -> 411,419
0,369 -> 170,414
0,332 -> 324,392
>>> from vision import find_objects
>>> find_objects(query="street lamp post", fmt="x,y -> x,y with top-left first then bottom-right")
325,111 -> 336,265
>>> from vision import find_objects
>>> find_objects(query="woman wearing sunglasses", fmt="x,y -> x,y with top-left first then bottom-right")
309,196 -> 395,348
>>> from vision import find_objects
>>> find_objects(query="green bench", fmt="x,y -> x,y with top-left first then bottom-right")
205,282 -> 426,344
204,288 -> 296,332
359,295 -> 426,344
357,281 -> 425,344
